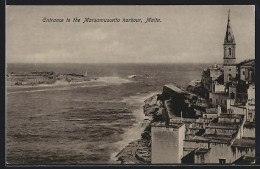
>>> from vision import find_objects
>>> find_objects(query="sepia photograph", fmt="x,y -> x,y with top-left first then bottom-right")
6,5 -> 255,165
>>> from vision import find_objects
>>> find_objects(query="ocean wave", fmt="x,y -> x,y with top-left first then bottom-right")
109,91 -> 160,163
95,76 -> 132,84
127,75 -> 138,78
66,118 -> 86,121
7,86 -> 71,94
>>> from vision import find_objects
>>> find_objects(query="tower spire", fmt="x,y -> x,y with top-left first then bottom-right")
224,9 -> 235,44
228,9 -> 230,22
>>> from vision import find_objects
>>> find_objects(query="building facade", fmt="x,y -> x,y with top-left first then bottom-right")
151,123 -> 185,164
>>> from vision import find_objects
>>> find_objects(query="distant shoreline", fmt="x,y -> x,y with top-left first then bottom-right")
6,71 -> 96,87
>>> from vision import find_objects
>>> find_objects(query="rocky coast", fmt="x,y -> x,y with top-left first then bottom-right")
116,94 -> 161,164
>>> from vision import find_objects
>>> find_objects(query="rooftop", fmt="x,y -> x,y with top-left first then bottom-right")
185,136 -> 209,143
204,133 -> 233,139
205,108 -> 217,114
187,134 -> 232,144
164,84 -> 184,94
232,155 -> 255,164
218,114 -> 243,119
232,138 -> 255,148
206,123 -> 239,130
194,148 -> 211,155
151,122 -> 184,128
210,92 -> 229,96
244,121 -> 255,128
237,59 -> 255,67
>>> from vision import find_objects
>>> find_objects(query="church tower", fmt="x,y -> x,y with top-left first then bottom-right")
223,10 -> 237,84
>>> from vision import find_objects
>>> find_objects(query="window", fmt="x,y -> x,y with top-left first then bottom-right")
243,71 -> 245,75
209,98 -> 212,102
230,92 -> 235,99
228,74 -> 232,81
229,48 -> 232,55
248,113 -> 252,119
229,69 -> 231,71
219,159 -> 226,164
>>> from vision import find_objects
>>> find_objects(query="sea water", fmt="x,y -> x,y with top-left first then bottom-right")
6,63 -> 210,164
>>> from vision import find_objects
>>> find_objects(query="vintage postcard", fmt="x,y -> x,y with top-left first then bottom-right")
6,5 -> 255,165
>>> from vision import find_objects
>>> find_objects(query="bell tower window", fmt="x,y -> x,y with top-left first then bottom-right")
229,48 -> 232,55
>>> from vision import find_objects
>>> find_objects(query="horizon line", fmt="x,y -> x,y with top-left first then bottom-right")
6,62 -> 223,64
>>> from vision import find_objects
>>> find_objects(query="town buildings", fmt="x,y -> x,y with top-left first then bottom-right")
151,10 -> 255,164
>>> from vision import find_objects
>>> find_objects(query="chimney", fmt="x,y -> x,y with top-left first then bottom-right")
181,111 -> 183,122
162,108 -> 170,126
165,114 -> 170,126
217,105 -> 221,116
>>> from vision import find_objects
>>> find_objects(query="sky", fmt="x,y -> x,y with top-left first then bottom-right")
6,5 -> 255,64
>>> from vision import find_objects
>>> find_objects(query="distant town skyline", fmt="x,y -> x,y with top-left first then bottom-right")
6,5 -> 255,64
